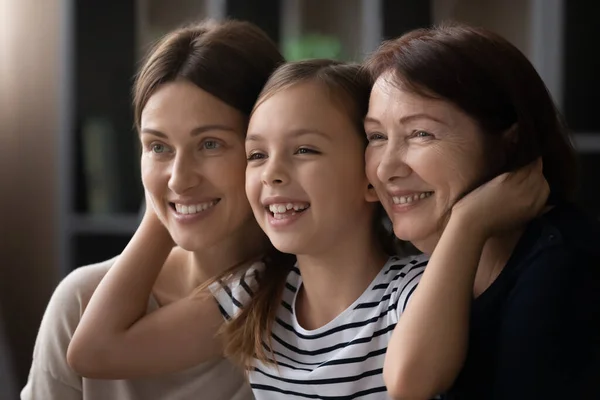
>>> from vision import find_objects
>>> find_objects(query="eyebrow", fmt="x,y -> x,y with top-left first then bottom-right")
364,116 -> 380,125
141,124 -> 236,138
364,113 -> 448,126
399,113 -> 448,126
246,128 -> 331,142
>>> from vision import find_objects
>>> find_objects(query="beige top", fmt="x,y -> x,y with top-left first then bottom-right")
21,258 -> 254,400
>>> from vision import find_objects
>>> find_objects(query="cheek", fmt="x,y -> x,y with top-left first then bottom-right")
221,159 -> 246,190
364,148 -> 380,184
245,168 -> 262,204
140,158 -> 164,196
415,145 -> 486,202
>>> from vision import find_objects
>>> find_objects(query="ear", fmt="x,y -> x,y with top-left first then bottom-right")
365,182 -> 380,203
498,123 -> 519,166
502,123 -> 519,147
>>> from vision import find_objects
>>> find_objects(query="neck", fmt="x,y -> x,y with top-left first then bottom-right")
295,226 -> 388,330
186,220 -> 269,287
472,229 -> 524,297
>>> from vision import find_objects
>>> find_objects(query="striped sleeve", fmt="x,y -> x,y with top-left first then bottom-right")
208,261 -> 265,320
389,254 -> 428,318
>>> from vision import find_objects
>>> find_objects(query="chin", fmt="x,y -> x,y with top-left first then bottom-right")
172,233 -> 218,253
172,239 -> 200,252
269,238 -> 305,256
392,223 -> 424,243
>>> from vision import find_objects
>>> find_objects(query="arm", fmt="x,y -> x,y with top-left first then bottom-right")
67,215 -> 224,379
384,216 -> 485,400
384,160 -> 550,400
490,250 -> 600,399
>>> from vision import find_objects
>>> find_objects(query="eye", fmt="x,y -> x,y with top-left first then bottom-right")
295,147 -> 319,155
247,151 -> 266,161
413,130 -> 433,139
150,143 -> 169,154
201,139 -> 222,150
367,132 -> 387,142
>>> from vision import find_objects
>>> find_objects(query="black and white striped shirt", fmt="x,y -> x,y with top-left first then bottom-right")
211,254 -> 428,399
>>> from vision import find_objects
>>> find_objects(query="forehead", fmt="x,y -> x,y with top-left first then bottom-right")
368,74 -> 458,125
249,82 -> 354,134
141,80 -> 242,128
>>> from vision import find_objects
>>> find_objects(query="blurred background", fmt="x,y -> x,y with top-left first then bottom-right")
1,0 -> 598,394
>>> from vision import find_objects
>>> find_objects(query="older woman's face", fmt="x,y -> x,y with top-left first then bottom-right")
365,74 -> 499,253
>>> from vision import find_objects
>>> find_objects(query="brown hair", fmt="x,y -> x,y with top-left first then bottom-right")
133,19 -> 284,130
365,23 -> 579,201
220,59 -> 399,369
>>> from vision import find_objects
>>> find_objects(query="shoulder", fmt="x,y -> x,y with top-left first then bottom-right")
209,261 -> 265,320
502,206 -> 600,322
543,203 -> 600,258
27,257 -> 119,390
38,257 -> 118,332
52,257 -> 117,308
380,254 -> 428,314
516,204 -> 600,283
384,253 -> 428,281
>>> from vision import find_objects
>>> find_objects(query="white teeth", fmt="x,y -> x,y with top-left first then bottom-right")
269,202 -> 309,214
175,201 -> 217,215
392,192 -> 433,205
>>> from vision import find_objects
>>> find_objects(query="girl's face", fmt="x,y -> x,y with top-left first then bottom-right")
140,80 -> 257,252
245,82 -> 376,255
364,74 -> 501,253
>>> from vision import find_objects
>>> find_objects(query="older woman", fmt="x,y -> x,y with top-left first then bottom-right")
364,24 -> 600,399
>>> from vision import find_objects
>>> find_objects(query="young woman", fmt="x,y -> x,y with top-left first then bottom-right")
22,19 -> 283,400
364,24 -> 600,399
67,59 -> 547,399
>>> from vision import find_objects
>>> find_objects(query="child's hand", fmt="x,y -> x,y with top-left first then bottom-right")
451,158 -> 549,239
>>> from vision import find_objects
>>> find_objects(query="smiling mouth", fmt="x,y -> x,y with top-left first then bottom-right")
266,202 -> 311,220
391,191 -> 434,205
169,199 -> 220,215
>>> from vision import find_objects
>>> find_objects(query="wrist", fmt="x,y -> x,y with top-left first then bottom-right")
447,210 -> 491,242
138,213 -> 174,247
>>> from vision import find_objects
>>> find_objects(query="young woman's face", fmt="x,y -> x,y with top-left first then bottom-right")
365,74 -> 500,253
245,82 -> 374,255
140,80 -> 256,251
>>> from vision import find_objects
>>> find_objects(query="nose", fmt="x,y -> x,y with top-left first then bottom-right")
168,153 -> 201,194
377,141 -> 412,183
261,154 -> 289,187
